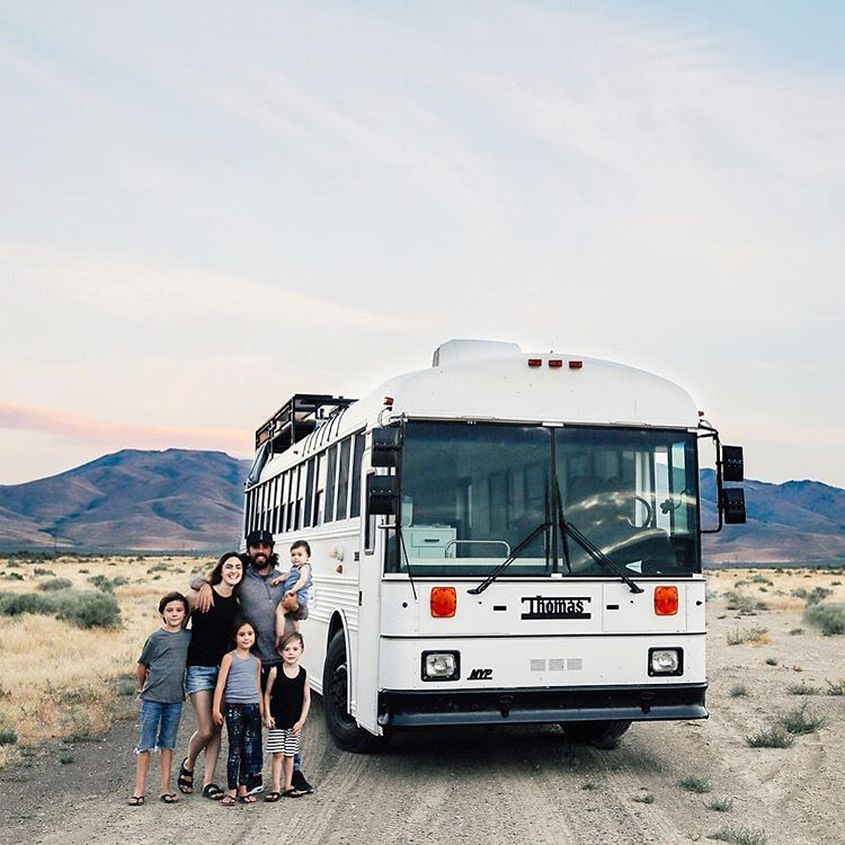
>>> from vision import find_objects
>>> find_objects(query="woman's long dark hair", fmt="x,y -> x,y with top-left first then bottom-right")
208,551 -> 244,593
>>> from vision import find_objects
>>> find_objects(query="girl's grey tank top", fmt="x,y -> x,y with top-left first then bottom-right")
225,653 -> 260,704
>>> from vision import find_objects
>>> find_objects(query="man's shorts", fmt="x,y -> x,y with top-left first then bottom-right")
135,699 -> 183,752
185,664 -> 219,695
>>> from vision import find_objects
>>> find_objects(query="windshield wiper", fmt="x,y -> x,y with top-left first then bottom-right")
560,518 -> 644,594
468,521 -> 550,595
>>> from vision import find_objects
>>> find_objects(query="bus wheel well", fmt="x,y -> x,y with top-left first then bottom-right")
327,613 -> 345,651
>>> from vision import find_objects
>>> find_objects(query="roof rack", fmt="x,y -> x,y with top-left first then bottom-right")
255,393 -> 357,453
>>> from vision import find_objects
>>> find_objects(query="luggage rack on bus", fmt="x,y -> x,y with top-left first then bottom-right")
255,393 -> 357,454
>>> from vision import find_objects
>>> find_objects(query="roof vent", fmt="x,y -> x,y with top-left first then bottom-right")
432,339 -> 522,368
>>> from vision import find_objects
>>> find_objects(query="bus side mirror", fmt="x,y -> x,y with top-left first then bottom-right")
722,445 -> 744,482
371,427 -> 402,468
721,488 -> 746,524
367,474 -> 399,515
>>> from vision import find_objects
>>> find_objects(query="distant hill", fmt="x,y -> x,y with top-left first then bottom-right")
700,469 -> 845,563
0,450 -> 843,561
0,449 -> 252,551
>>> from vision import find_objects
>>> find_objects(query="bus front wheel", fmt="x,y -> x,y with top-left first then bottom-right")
560,719 -> 631,748
322,632 -> 379,753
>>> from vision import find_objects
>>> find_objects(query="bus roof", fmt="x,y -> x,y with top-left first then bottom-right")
350,340 -> 699,431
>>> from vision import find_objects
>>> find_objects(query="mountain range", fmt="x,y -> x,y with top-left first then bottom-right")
0,450 -> 843,562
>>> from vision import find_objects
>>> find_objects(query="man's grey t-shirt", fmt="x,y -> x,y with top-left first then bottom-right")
238,566 -> 287,666
138,627 -> 191,703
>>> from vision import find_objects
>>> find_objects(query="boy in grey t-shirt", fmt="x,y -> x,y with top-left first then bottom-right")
129,592 -> 191,806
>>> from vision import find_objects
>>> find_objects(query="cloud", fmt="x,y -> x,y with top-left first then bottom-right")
0,401 -> 250,456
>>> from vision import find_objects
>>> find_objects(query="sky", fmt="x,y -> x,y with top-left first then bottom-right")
1,1 -> 843,488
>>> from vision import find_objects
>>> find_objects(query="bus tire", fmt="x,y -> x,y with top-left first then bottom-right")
560,719 -> 631,749
322,631 -> 379,753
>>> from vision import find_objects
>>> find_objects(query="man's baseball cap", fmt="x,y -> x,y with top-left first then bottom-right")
246,529 -> 274,547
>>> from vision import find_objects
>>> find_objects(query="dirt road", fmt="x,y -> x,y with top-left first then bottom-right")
2,577 -> 843,845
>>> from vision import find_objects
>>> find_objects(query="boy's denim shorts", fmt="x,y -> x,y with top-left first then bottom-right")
135,699 -> 183,752
185,664 -> 219,695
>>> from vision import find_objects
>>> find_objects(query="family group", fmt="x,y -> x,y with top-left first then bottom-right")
129,529 -> 315,806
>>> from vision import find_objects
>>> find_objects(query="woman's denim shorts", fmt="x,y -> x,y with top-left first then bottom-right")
185,664 -> 219,695
135,699 -> 183,752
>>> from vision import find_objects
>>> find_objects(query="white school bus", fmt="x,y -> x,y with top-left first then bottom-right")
244,339 -> 746,751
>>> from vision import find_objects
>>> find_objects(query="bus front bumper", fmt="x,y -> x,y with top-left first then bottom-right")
377,682 -> 707,728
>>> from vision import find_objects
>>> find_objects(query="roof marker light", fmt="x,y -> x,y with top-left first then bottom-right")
548,359 -> 563,368
527,358 -> 542,368
568,360 -> 583,369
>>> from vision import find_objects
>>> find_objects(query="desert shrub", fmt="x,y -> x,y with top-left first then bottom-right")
778,702 -> 826,735
707,826 -> 767,845
831,580 -> 842,586
60,753 -> 74,764
0,591 -> 53,616
0,589 -> 120,629
678,775 -> 710,794
749,575 -> 773,586
789,627 -> 804,635
724,592 -> 766,614
5,560 -> 21,568
825,679 -> 845,696
33,567 -> 56,576
87,574 -> 114,593
0,726 -> 18,745
632,792 -> 655,804
2,572 -> 24,581
787,681 -> 819,696
744,726 -> 794,748
707,797 -> 734,812
147,562 -> 170,574
53,590 -> 121,629
78,568 -> 90,574
37,577 -> 73,592
803,603 -> 845,636
729,683 -> 749,698
114,676 -> 138,697
112,575 -> 130,587
726,627 -> 768,646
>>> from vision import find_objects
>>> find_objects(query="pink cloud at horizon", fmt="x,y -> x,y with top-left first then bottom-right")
0,402 -> 252,458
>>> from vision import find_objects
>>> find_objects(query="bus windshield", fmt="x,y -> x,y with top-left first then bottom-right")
386,421 -> 699,578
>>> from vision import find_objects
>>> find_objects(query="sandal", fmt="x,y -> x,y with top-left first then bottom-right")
238,794 -> 257,804
282,787 -> 305,798
160,793 -> 179,804
221,794 -> 237,807
264,791 -> 282,802
128,795 -> 145,806
202,783 -> 225,800
177,757 -> 194,794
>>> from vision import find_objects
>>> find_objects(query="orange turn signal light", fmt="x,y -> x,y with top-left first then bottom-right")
654,586 -> 679,616
431,587 -> 457,618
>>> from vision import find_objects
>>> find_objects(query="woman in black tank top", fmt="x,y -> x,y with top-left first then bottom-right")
178,552 -> 243,799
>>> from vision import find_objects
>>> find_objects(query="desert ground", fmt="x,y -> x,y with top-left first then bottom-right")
0,557 -> 843,845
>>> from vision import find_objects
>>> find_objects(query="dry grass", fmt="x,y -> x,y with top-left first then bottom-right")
0,555 -> 205,768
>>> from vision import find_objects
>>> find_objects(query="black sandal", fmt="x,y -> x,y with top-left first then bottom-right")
202,783 -> 225,800
264,791 -> 282,802
177,757 -> 194,794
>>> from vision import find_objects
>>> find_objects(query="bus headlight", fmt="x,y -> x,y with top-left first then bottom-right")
648,647 -> 683,676
421,651 -> 460,681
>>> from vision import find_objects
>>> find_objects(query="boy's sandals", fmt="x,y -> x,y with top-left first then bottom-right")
221,794 -> 237,807
127,795 -> 145,806
202,783 -> 225,800
177,757 -> 194,794
160,793 -> 179,804
264,791 -> 282,802
282,788 -> 305,798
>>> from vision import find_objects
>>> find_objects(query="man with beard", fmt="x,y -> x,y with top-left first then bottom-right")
193,529 -> 314,795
